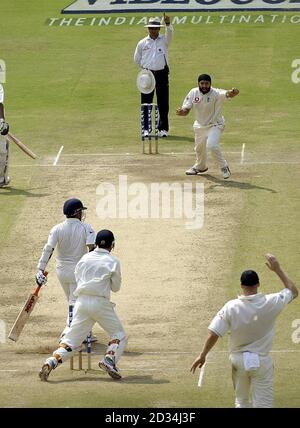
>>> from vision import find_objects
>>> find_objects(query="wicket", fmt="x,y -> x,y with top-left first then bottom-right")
68,305 -> 92,371
70,339 -> 92,371
141,103 -> 159,154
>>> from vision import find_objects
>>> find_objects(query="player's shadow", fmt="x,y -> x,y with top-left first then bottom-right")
48,374 -> 169,385
203,174 -> 277,193
0,186 -> 50,197
166,135 -> 194,143
92,342 -> 143,358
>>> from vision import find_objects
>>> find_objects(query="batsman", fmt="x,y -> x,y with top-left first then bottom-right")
0,83 -> 10,187
36,198 -> 96,339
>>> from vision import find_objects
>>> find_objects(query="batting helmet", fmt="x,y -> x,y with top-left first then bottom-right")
63,198 -> 87,217
96,229 -> 115,248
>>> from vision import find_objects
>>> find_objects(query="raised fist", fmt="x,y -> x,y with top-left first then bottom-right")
35,270 -> 48,286
163,13 -> 170,26
0,119 -> 9,136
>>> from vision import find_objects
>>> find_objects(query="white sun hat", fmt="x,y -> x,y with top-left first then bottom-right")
136,69 -> 155,94
144,17 -> 165,28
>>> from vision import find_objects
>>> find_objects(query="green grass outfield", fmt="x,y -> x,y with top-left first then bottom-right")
0,1 -> 300,408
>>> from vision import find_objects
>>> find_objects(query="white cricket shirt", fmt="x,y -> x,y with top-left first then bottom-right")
134,26 -> 174,71
43,218 -> 96,265
74,248 -> 121,299
208,289 -> 294,355
182,86 -> 228,129
0,84 -> 4,103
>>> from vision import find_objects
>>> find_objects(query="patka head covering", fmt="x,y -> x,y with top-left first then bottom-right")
198,74 -> 212,83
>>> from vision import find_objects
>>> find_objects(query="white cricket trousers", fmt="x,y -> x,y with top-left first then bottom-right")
0,137 -> 9,184
56,262 -> 77,327
59,294 -> 127,363
230,353 -> 273,408
56,262 -> 77,304
193,126 -> 227,171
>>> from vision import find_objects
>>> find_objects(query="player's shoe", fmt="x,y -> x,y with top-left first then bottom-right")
99,356 -> 122,380
159,130 -> 168,138
221,166 -> 231,179
39,358 -> 57,381
0,176 -> 10,187
185,167 -> 208,175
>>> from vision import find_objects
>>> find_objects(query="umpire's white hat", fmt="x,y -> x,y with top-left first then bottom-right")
136,69 -> 155,94
144,18 -> 165,27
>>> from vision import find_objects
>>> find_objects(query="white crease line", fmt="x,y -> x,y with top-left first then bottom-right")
10,163 -> 143,168
10,161 -> 300,168
240,143 -> 245,164
53,145 -> 64,166
140,350 -> 300,354
244,161 -> 300,165
0,370 -> 19,372
61,151 -> 241,157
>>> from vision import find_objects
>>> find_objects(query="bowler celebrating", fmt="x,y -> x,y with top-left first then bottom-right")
176,74 -> 239,179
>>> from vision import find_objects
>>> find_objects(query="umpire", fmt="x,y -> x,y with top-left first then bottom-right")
134,14 -> 174,138
191,254 -> 298,408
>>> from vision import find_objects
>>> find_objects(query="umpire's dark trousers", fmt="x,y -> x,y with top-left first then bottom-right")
141,66 -> 169,132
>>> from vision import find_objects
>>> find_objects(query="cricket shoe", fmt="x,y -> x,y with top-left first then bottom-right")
99,356 -> 122,380
0,176 -> 10,187
221,166 -> 231,179
159,130 -> 168,138
39,358 -> 57,382
185,167 -> 208,176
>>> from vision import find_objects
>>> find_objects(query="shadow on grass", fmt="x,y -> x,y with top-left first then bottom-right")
203,174 -> 277,193
166,135 -> 194,143
48,373 -> 169,385
0,186 -> 50,197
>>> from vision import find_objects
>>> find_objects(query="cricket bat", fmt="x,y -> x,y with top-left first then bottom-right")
8,282 -> 44,342
198,363 -> 206,388
7,132 -> 37,160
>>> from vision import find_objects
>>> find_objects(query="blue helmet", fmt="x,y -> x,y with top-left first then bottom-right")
96,230 -> 115,248
63,198 -> 87,217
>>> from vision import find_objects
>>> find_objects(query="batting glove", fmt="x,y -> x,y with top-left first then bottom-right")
35,270 -> 48,286
0,119 -> 9,135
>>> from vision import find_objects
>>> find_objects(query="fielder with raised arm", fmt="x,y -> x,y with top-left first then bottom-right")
191,254 -> 298,408
39,230 -> 127,381
0,83 -> 10,187
36,198 -> 96,337
176,74 -> 239,179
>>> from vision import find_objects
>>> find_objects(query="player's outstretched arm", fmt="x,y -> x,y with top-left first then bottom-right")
226,88 -> 239,98
265,253 -> 298,298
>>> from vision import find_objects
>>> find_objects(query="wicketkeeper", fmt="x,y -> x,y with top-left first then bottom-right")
36,198 -> 96,337
39,230 -> 127,381
0,83 -> 10,187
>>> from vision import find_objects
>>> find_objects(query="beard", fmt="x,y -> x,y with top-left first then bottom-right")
199,86 -> 211,94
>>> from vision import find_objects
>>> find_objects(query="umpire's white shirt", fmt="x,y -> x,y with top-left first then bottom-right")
182,87 -> 228,129
0,84 -> 4,103
208,289 -> 293,355
74,248 -> 121,300
39,218 -> 95,268
134,26 -> 174,71
0,84 -> 6,144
